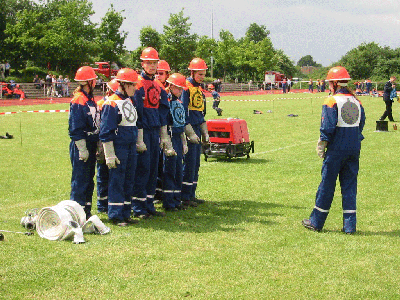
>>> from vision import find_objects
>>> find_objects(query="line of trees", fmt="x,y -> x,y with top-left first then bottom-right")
1,0 -> 297,82
3,1 -> 399,83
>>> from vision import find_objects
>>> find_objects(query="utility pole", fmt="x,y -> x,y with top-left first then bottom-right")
210,8 -> 214,79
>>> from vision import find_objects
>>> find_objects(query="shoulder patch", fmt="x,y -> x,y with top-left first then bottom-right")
323,97 -> 336,108
71,92 -> 88,105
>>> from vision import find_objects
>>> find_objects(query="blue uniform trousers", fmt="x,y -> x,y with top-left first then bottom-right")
70,140 -> 97,216
309,152 -> 359,233
108,142 -> 137,221
162,134 -> 183,209
96,161 -> 109,213
181,124 -> 201,201
132,127 -> 160,215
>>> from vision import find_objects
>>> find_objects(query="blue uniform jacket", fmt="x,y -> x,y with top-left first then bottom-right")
182,77 -> 206,126
168,93 -> 185,136
134,71 -> 169,129
212,90 -> 220,100
320,88 -> 365,154
99,92 -> 139,145
68,90 -> 99,142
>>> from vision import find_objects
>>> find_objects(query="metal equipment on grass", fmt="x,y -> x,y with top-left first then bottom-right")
202,118 -> 254,161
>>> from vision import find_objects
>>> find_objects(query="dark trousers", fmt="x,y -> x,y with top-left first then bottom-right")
380,100 -> 394,121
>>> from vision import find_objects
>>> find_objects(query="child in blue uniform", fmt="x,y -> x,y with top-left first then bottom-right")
100,68 -> 141,226
181,58 -> 210,207
68,66 -> 99,218
302,66 -> 366,234
131,47 -> 175,219
96,79 -> 119,214
162,73 -> 188,211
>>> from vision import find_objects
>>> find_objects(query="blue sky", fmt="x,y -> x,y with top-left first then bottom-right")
90,0 -> 400,67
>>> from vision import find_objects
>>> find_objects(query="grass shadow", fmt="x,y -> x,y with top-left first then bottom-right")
125,199 -> 301,233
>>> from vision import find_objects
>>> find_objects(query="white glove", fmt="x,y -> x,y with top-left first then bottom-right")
136,129 -> 147,153
103,141 -> 120,169
75,139 -> 89,162
160,125 -> 176,156
181,133 -> 188,155
184,124 -> 200,144
316,138 -> 328,158
200,122 -> 210,144
96,141 -> 105,163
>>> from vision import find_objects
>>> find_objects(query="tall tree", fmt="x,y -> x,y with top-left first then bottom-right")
95,4 -> 127,67
245,23 -> 270,43
195,35 -> 217,71
273,50 -> 297,78
161,9 -> 197,73
297,55 -> 321,67
5,0 -> 97,72
215,30 -> 237,80
139,26 -> 162,50
340,42 -> 386,79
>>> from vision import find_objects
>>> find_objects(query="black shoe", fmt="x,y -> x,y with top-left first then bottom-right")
110,219 -> 129,227
390,120 -> 396,122
302,219 -> 320,232
192,197 -> 205,204
148,210 -> 166,217
175,204 -> 187,210
182,200 -> 198,207
124,218 -> 139,224
164,207 -> 178,212
134,213 -> 153,219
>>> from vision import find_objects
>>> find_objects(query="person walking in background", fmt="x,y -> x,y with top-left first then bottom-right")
302,66 -> 365,234
379,76 -> 396,122
4,62 -> 10,78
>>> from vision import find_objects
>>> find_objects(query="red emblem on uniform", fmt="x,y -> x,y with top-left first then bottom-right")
142,80 -> 160,108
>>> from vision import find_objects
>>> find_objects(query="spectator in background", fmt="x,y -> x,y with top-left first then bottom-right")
282,78 -> 287,93
63,75 -> 70,97
56,75 -> 64,97
287,78 -> 291,93
308,79 -> 313,93
33,75 -> 42,89
4,62 -> 10,77
379,76 -> 397,122
46,73 -> 53,96
316,79 -> 321,92
365,78 -> 372,94
321,79 -> 326,92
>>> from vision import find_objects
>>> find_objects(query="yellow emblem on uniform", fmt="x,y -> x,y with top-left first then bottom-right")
188,86 -> 204,111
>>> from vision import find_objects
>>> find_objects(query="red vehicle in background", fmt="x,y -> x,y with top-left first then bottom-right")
265,71 -> 286,88
93,62 -> 119,79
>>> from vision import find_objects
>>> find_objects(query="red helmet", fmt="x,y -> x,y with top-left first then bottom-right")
188,58 -> 208,70
75,66 -> 97,81
158,60 -> 171,71
116,68 -> 138,83
326,66 -> 351,81
107,79 -> 119,92
166,73 -> 187,88
208,84 -> 215,89
140,47 -> 159,61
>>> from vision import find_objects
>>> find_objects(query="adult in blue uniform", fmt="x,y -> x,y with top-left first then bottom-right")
181,58 -> 210,207
379,76 -> 397,122
162,73 -> 188,211
302,66 -> 366,234
96,79 -> 119,214
68,66 -> 99,218
131,47 -> 175,219
100,68 -> 141,226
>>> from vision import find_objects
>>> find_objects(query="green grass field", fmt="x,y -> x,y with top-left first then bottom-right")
1,93 -> 400,299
